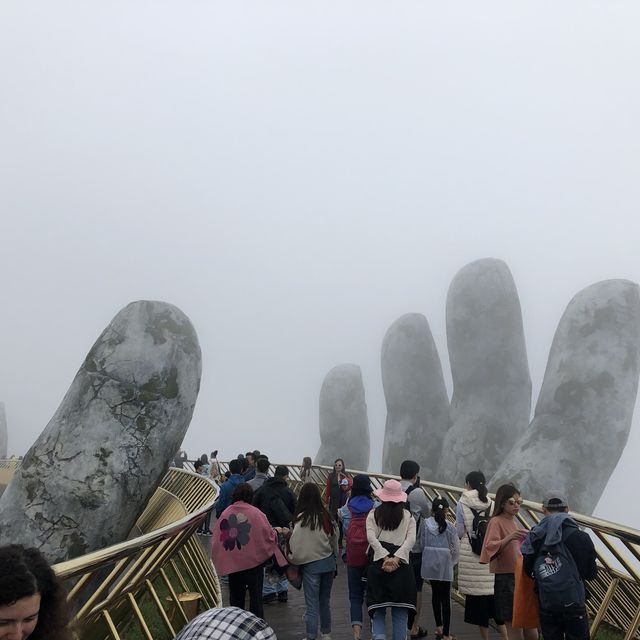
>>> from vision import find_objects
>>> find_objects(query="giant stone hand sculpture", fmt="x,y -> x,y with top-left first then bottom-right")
314,364 -> 370,472
373,259 -> 640,514
0,301 -> 201,563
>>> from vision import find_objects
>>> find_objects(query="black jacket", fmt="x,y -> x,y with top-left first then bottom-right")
252,477 -> 296,527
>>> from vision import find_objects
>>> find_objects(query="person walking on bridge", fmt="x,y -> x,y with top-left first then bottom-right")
212,483 -> 287,619
399,459 -> 430,639
216,459 -> 245,518
338,474 -> 378,640
248,457 -> 270,492
253,465 -> 296,603
288,482 -> 339,640
456,471 -> 507,640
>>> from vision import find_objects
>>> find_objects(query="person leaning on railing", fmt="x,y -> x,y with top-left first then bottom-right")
0,544 -> 73,640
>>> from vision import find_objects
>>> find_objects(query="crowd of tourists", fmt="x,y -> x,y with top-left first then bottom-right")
0,452 -> 598,640
205,453 -> 598,640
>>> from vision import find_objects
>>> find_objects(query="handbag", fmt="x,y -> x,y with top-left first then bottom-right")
281,531 -> 303,590
285,562 -> 303,590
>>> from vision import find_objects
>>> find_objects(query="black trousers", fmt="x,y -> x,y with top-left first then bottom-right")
430,580 -> 452,636
228,566 -> 265,619
539,608 -> 590,640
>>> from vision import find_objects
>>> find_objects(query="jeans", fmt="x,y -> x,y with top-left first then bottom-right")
228,566 -> 264,618
539,608 -> 590,640
302,570 -> 334,639
347,566 -> 367,626
262,570 -> 288,596
371,607 -> 409,640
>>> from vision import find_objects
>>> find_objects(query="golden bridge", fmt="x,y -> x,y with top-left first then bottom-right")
1,459 -> 639,639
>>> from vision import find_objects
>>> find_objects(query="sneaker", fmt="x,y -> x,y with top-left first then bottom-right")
278,591 -> 288,602
320,634 -> 331,640
262,593 -> 278,604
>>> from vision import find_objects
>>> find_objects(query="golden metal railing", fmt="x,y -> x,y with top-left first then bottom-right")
219,460 -> 639,639
0,458 -> 19,495
50,467 -> 220,640
5,456 -> 638,637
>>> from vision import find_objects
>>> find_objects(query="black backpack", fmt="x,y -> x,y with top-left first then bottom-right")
533,529 -> 585,611
467,506 -> 490,555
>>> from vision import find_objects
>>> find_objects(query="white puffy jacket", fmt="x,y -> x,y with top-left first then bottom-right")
457,490 -> 495,596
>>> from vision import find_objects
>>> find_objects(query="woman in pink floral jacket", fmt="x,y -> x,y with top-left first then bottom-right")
212,483 -> 287,618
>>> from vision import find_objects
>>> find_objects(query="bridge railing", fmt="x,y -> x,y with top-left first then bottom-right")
219,460 -> 640,640
49,467 -> 220,640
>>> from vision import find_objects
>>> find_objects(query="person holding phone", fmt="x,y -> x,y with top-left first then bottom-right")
480,484 -> 536,640
324,458 -> 353,547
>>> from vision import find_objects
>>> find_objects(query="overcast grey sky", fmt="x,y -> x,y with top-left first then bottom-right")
1,2 -> 639,527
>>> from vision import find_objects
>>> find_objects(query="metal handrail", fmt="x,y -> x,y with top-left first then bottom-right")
50,467 -> 220,640
4,458 -> 638,638
219,460 -> 640,639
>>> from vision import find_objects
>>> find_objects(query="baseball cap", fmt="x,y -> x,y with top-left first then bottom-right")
542,491 -> 568,508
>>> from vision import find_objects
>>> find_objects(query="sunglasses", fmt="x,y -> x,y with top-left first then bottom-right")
507,498 -> 523,506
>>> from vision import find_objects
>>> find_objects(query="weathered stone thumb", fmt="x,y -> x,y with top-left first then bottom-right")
0,301 -> 202,563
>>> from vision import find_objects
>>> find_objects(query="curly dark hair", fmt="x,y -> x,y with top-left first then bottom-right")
231,483 -> 254,504
0,544 -> 72,640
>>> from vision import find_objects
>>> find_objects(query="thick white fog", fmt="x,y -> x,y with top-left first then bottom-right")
1,2 -> 639,527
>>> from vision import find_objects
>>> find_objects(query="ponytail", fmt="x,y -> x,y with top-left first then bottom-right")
465,470 -> 488,503
432,497 -> 449,534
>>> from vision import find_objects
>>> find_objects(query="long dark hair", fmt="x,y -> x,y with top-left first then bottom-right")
0,545 -> 72,640
373,502 -> 405,531
493,484 -> 520,517
293,483 -> 333,532
465,470 -> 488,503
301,456 -> 312,480
330,458 -> 346,480
432,497 -> 449,534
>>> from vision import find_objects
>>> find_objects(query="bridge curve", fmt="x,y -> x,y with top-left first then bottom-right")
2,460 -> 640,639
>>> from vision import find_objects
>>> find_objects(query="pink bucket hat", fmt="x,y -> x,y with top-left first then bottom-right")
374,479 -> 407,503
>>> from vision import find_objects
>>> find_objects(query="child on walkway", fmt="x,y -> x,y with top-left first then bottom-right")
420,497 -> 460,640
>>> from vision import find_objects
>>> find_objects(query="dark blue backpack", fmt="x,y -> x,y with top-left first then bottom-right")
533,529 -> 585,611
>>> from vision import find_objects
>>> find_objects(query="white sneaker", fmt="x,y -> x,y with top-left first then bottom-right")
320,635 -> 332,640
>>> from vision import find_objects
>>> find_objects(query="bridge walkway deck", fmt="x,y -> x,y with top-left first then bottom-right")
203,534 -> 485,640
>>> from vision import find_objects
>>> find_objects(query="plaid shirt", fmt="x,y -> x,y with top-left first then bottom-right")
174,607 -> 277,640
